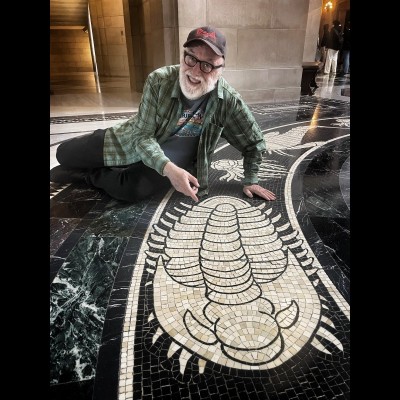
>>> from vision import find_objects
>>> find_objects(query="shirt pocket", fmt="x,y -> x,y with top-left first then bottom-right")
203,123 -> 224,154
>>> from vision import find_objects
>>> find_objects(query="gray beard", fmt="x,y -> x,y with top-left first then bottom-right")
179,69 -> 218,100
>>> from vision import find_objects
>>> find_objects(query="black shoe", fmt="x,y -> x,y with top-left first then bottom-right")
50,165 -> 88,184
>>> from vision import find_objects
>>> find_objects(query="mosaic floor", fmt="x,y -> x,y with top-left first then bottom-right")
50,75 -> 350,400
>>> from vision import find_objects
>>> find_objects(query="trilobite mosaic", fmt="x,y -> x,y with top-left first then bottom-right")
211,158 -> 287,182
145,196 -> 336,371
211,118 -> 350,182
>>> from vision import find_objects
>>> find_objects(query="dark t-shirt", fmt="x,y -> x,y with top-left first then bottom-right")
160,92 -> 210,169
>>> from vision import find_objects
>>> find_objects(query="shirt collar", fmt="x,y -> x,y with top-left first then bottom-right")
171,72 -> 181,98
216,77 -> 224,99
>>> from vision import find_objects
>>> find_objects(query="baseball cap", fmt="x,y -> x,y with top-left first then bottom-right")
183,26 -> 226,57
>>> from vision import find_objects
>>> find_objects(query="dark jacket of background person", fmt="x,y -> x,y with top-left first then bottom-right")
327,21 -> 343,51
317,24 -> 330,63
342,23 -> 350,51
320,24 -> 330,48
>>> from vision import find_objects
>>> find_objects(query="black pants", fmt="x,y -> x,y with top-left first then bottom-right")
56,129 -> 172,202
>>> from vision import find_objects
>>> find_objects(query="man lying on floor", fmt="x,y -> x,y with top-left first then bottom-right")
50,26 -> 276,204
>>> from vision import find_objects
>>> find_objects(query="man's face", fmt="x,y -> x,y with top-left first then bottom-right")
179,44 -> 224,100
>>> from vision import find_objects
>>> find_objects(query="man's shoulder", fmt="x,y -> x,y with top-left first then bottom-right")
218,77 -> 240,97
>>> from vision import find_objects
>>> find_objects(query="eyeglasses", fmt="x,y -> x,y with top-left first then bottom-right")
183,51 -> 224,74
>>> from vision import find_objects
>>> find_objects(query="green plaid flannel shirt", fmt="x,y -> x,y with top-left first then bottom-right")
103,65 -> 266,195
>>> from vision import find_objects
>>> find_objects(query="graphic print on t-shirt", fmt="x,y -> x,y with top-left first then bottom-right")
175,95 -> 209,137
176,107 -> 205,137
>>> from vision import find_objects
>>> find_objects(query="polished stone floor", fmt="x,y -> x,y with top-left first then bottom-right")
50,71 -> 350,400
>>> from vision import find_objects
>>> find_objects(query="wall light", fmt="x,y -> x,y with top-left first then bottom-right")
324,1 -> 333,11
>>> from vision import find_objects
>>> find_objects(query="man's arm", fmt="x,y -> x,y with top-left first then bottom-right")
162,162 -> 199,202
103,69 -> 173,171
223,97 -> 276,201
131,72 -> 172,175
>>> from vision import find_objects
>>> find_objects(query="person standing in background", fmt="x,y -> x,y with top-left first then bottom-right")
323,20 -> 343,76
319,24 -> 330,66
339,21 -> 350,76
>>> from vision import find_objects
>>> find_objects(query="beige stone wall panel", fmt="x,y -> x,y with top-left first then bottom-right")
239,0 -> 273,28
135,65 -> 145,91
207,0 -> 240,27
221,28 -> 237,67
177,0 -> 206,28
107,44 -> 128,56
105,27 -> 126,45
97,17 -> 105,29
142,0 -> 152,33
237,29 -> 304,68
271,0 -> 308,29
104,15 -> 125,27
150,0 -> 164,29
108,55 -> 126,74
101,0 -> 123,16
132,36 -> 143,65
302,0 -> 322,62
163,27 -> 179,66
130,5 -> 142,36
99,28 -> 107,46
152,28 -> 166,68
95,0 -> 104,17
142,33 -> 153,66
143,65 -> 155,78
100,44 -> 108,56
162,0 -> 178,27
268,67 -> 302,88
